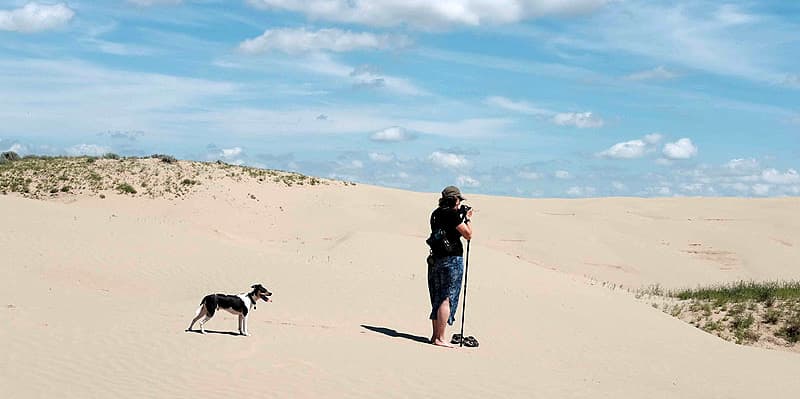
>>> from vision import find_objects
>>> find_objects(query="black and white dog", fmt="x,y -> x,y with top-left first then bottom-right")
186,284 -> 272,336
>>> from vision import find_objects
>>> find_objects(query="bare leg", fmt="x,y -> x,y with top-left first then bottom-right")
431,298 -> 454,348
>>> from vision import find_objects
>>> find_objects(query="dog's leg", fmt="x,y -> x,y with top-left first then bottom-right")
198,314 -> 212,334
187,305 -> 207,332
239,314 -> 248,336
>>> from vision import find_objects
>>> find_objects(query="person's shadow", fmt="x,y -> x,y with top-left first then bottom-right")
360,325 -> 430,344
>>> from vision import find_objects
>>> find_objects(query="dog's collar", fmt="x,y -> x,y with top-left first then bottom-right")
248,292 -> 257,309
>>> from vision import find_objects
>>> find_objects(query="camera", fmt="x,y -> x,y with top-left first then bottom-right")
458,204 -> 471,221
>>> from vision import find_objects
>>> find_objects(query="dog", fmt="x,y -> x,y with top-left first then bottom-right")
186,284 -> 272,336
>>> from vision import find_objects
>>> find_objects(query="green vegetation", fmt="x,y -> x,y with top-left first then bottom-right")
674,280 -> 800,303
655,280 -> 800,350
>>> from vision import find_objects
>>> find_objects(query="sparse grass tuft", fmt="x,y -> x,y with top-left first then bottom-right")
116,183 -> 137,194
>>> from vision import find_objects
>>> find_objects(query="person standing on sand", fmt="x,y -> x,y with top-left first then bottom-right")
426,185 -> 473,347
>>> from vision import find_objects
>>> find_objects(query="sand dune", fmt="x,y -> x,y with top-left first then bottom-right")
2,177 -> 799,398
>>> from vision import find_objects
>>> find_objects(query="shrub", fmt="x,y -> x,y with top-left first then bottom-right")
181,179 -> 199,186
778,314 -> 800,343
116,183 -> 137,194
1,151 -> 20,162
103,153 -> 120,160
151,154 -> 177,164
764,308 -> 781,324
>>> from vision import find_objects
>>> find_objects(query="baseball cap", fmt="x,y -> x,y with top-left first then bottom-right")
441,185 -> 466,200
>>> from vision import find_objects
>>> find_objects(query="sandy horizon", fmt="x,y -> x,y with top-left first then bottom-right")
2,162 -> 800,398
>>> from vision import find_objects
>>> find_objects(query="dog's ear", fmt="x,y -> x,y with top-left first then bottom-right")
252,284 -> 265,291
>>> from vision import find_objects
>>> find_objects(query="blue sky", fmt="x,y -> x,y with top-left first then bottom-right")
1,0 -> 798,197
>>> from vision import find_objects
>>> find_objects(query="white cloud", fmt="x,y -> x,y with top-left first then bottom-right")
370,126 -> 415,142
715,4 -> 756,25
761,168 -> 799,185
598,139 -> 647,159
429,151 -> 468,169
611,181 -> 626,191
566,186 -> 595,196
65,144 -> 112,156
752,184 -> 770,196
725,182 -> 749,193
486,96 -> 603,128
725,158 -> 759,171
298,53 -> 428,96
246,0 -> 608,29
656,186 -> 671,196
552,112 -> 604,128
485,96 -> 550,116
518,171 -> 541,180
239,28 -> 408,54
6,143 -> 29,155
368,152 -> 394,162
681,183 -> 704,193
128,0 -> 182,5
457,175 -> 480,187
554,170 -> 571,179
783,74 -> 800,89
0,2 -> 74,33
598,133 -> 662,159
662,138 -> 698,160
643,133 -> 663,144
220,147 -> 243,159
571,3 -> 791,87
344,160 -> 364,169
625,66 -> 678,81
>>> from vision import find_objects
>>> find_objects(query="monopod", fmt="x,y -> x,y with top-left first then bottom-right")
459,239 -> 470,347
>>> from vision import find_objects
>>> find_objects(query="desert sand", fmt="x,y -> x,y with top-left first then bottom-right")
2,162 -> 800,398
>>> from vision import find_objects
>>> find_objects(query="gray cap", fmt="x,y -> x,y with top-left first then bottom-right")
441,185 -> 466,200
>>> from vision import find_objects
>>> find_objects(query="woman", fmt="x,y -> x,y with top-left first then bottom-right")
427,185 -> 473,347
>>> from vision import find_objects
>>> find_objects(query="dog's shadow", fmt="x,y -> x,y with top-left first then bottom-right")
185,329 -> 242,336
360,325 -> 430,344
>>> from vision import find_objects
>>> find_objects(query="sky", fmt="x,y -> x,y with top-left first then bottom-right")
1,0 -> 799,198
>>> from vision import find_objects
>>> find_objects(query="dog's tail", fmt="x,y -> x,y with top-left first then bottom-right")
193,300 -> 205,317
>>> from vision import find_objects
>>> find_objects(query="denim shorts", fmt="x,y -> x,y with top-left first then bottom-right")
427,256 -> 464,325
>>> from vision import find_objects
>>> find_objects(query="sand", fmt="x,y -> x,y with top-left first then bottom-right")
2,175 -> 799,398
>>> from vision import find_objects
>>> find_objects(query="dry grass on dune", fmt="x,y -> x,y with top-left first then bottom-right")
0,153 -> 350,200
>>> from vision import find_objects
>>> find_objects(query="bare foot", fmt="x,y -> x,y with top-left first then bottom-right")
431,338 -> 455,348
